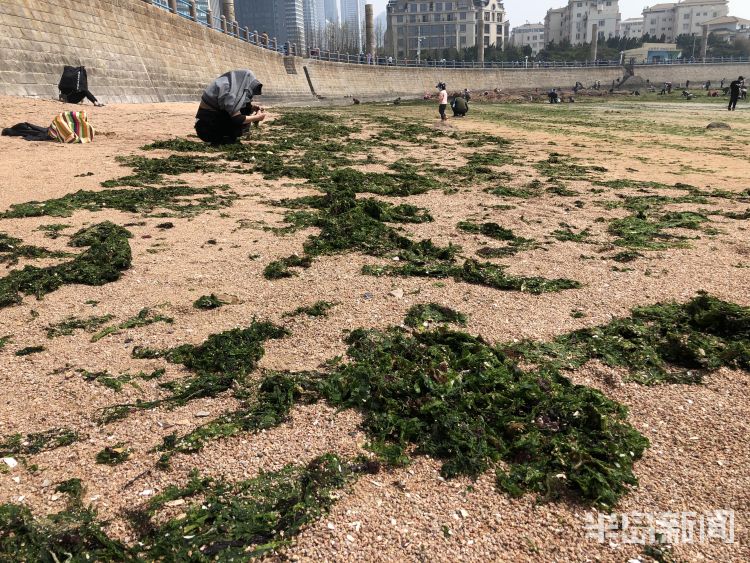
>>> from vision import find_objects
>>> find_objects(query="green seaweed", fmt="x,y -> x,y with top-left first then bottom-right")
101,155 -> 223,187
283,301 -> 336,318
15,346 -> 45,356
551,224 -> 591,242
193,293 -> 225,310
403,303 -> 468,327
535,153 -> 607,180
90,308 -> 173,342
0,428 -> 79,457
95,443 -> 131,465
1,186 -> 236,219
506,292 -> 750,384
80,368 -> 165,392
0,233 -> 71,266
46,314 -> 115,338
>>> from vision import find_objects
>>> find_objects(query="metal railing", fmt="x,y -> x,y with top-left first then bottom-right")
145,2 -> 750,69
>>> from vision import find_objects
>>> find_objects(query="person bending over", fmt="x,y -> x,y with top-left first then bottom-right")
195,70 -> 265,145
58,65 -> 104,106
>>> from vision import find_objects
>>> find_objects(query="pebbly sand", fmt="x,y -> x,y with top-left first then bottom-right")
0,94 -> 748,561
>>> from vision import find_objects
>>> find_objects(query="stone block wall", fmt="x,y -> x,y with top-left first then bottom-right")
1,0 -> 749,105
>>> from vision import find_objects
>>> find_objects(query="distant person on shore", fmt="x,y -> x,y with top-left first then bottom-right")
728,76 -> 744,111
463,88 -> 471,102
452,95 -> 468,117
437,82 -> 448,121
195,70 -> 265,145
58,66 -> 104,107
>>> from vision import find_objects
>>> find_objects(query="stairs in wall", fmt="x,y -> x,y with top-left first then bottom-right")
283,57 -> 298,74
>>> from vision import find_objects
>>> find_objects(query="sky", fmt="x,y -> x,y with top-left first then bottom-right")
370,0 -> 750,26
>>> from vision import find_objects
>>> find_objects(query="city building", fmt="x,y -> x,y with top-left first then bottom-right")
642,0 -> 729,42
235,0 -> 306,50
324,0 -> 340,25
623,42 -> 681,63
341,0 -> 366,52
543,0 -> 621,46
544,7 -> 565,46
303,0 -> 320,48
701,15 -> 750,42
620,17 -> 644,39
511,22 -> 545,55
385,1 -> 510,59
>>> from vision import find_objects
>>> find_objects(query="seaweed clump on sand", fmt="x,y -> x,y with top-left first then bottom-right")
320,326 -> 648,507
101,320 -> 289,423
404,303 -> 467,327
0,222 -> 132,308
506,292 -> 750,384
0,428 -> 79,457
0,455 -> 368,561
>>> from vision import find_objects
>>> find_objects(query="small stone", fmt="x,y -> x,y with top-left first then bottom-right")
139,489 -> 154,496
363,292 -> 373,300
458,509 -> 469,518
389,288 -> 404,299
2,457 -> 17,469
165,499 -> 186,507
327,522 -> 335,530
706,122 -> 731,130
346,534 -> 355,542
11,477 -> 20,483
195,411 -> 210,418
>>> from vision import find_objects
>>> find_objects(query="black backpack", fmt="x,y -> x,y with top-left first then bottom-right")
58,66 -> 88,94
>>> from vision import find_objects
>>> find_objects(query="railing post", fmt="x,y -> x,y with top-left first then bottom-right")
242,26 -> 249,41
189,0 -> 197,20
220,15 -> 227,33
206,8 -> 213,28
292,43 -> 297,56
168,0 -> 177,13
232,21 -> 239,36
271,37 -> 277,50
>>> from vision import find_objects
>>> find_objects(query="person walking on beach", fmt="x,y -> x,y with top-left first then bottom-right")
437,82 -> 448,121
729,76 -> 744,111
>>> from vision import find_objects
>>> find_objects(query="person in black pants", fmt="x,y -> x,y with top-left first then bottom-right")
196,70 -> 265,145
60,89 -> 103,106
729,76 -> 744,111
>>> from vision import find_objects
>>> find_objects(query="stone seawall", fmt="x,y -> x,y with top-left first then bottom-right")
2,0 -> 750,106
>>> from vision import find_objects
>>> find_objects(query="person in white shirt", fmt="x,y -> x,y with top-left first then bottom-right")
437,82 -> 448,121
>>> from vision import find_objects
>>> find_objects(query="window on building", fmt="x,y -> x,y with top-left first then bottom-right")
459,12 -> 466,20
484,36 -> 489,45
435,3 -> 441,10
460,24 -> 466,31
422,14 -> 428,21
497,24 -> 502,34
409,14 -> 416,22
420,3 -> 428,12
484,23 -> 489,33
460,35 -> 467,44
444,3 -> 452,9
599,19 -> 605,26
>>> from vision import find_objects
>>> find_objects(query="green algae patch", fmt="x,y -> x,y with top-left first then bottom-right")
506,292 -> 750,385
101,154 -> 223,187
0,233 -> 71,266
0,455 -> 369,561
15,345 -> 45,356
0,428 -> 79,457
90,308 -> 173,342
46,314 -> 115,338
608,211 -> 710,250
0,222 -> 131,309
535,153 -> 607,180
80,368 -> 165,392
403,303 -> 467,327
283,300 -> 336,318
193,293 -> 225,310
1,186 -> 236,219
95,443 -> 131,465
320,327 -> 647,507
102,320 -> 288,422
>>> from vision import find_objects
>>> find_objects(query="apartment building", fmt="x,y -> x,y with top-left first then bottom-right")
511,22 -> 546,55
620,17 -> 644,39
642,0 -> 728,41
544,1 -> 621,46
385,0 -> 509,59
235,0 -> 306,49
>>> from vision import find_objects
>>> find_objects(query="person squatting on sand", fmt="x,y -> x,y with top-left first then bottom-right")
437,82 -> 448,121
195,70 -> 266,145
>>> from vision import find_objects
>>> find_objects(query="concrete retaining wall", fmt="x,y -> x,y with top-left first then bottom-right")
2,0 -> 749,106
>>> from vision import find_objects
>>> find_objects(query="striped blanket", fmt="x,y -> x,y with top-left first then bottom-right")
48,111 -> 95,143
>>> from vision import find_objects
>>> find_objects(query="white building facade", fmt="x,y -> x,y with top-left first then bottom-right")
544,0 -> 621,46
385,0 -> 509,59
511,23 -> 546,54
642,0 -> 728,41
620,17 -> 644,39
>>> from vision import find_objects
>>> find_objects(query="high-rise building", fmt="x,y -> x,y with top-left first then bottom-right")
511,22 -> 545,55
385,0 -> 509,59
642,0 -> 728,41
543,0 -> 620,46
324,0 -> 340,25
303,0 -> 321,48
341,0 -> 366,52
235,0 -> 306,50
